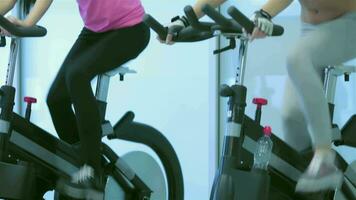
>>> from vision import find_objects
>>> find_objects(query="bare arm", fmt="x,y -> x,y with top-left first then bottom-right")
0,0 -> 17,15
251,0 -> 293,40
22,0 -> 53,26
261,0 -> 294,17
193,0 -> 227,18
162,0 -> 227,44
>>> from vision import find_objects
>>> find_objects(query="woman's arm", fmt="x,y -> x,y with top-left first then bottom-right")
5,0 -> 53,27
162,0 -> 227,44
1,0 -> 53,35
0,0 -> 17,15
261,0 -> 294,18
20,0 -> 54,26
250,0 -> 293,40
193,0 -> 227,18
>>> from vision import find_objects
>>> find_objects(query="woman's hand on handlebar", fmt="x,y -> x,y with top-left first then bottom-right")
250,9 -> 273,41
1,15 -> 32,36
0,26 -> 10,36
157,16 -> 189,45
158,18 -> 185,45
7,15 -> 32,27
157,21 -> 184,45
250,27 -> 268,41
0,16 -> 29,36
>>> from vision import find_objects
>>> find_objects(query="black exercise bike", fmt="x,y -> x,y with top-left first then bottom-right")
0,6 -> 184,200
144,4 -> 356,200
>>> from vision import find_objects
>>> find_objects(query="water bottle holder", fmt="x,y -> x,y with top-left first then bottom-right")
0,161 -> 38,199
233,168 -> 270,200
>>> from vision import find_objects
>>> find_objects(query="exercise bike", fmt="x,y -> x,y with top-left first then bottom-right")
0,9 -> 184,200
144,4 -> 356,200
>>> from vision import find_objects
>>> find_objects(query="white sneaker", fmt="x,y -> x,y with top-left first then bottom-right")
71,164 -> 94,183
56,164 -> 104,200
296,151 -> 343,192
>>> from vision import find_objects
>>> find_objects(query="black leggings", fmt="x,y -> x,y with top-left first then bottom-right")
46,23 -> 150,173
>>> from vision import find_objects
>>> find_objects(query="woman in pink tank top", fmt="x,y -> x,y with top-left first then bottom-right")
77,0 -> 145,32
1,1 -> 150,198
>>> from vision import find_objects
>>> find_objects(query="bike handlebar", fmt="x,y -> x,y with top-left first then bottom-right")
0,15 -> 47,37
183,6 -> 215,32
143,5 -> 284,43
227,6 -> 284,36
143,14 -> 214,42
200,4 -> 244,34
201,4 -> 243,33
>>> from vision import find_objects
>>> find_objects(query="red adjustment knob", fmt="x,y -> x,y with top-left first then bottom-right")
24,97 -> 37,121
24,97 -> 37,104
253,98 -> 268,108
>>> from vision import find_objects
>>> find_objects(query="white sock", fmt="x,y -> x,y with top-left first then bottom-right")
71,164 -> 94,183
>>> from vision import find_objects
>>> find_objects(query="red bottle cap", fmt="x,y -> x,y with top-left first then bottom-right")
263,126 -> 272,137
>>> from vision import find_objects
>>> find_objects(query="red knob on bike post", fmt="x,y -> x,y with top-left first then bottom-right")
253,98 -> 268,108
24,96 -> 37,121
252,98 -> 268,125
24,96 -> 37,104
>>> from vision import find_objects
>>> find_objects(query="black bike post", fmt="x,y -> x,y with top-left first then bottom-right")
323,66 -> 338,121
221,38 -> 249,168
210,36 -> 250,199
0,38 -> 18,160
95,74 -> 110,122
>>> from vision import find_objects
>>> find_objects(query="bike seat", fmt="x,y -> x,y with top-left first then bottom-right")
104,66 -> 137,77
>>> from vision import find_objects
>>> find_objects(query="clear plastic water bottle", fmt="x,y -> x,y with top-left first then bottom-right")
253,126 -> 273,170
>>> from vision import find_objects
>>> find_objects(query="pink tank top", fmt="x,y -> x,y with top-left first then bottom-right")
76,0 -> 145,32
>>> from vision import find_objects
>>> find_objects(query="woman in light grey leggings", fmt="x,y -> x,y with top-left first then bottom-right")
282,16 -> 356,152
162,0 -> 356,193
281,12 -> 356,191
250,0 -> 356,193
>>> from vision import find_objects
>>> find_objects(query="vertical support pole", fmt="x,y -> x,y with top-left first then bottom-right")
236,38 -> 249,85
6,39 -> 19,87
323,67 -> 338,120
95,75 -> 111,122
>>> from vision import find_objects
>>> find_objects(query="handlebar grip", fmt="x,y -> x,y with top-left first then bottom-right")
271,25 -> 284,36
184,6 -> 200,28
227,7 -> 254,33
228,6 -> 284,36
0,15 -> 47,37
202,4 -> 231,27
144,13 -> 215,42
143,14 -> 168,40
184,6 -> 212,31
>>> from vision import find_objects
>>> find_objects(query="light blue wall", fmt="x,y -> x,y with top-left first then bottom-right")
0,42 -> 9,85
20,0 -> 216,199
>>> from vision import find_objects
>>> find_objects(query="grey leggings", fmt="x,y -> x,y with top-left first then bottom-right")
281,12 -> 356,152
